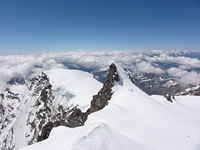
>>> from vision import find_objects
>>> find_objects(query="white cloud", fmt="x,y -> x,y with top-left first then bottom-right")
0,51 -> 200,91
146,53 -> 200,69
135,61 -> 164,74
167,67 -> 200,85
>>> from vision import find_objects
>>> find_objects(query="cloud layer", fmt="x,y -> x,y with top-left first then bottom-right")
0,50 -> 200,91
167,67 -> 200,85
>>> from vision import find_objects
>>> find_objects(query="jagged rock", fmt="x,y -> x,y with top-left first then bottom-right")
66,63 -> 120,128
0,103 -> 5,117
67,108 -> 88,127
0,93 -> 4,99
164,94 -> 173,102
0,89 -> 21,149
6,91 -> 20,100
87,63 -> 119,114
37,121 -> 61,142
25,72 -> 55,145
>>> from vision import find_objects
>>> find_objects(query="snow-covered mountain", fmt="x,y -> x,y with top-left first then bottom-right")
1,63 -> 200,150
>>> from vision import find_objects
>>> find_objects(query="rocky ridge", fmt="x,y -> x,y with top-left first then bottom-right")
66,63 -> 120,127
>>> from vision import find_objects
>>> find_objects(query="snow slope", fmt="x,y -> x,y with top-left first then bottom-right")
20,64 -> 200,150
20,123 -> 150,150
45,69 -> 102,112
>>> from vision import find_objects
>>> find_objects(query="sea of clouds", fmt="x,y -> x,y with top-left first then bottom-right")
0,50 -> 200,91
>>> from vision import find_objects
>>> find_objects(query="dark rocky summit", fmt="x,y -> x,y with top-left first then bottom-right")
64,63 -> 120,128
87,63 -> 119,114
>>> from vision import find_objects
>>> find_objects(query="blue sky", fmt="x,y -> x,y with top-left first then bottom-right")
0,0 -> 200,53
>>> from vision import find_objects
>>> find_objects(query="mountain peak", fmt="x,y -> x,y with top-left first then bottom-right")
87,63 -> 120,114
67,63 -> 122,127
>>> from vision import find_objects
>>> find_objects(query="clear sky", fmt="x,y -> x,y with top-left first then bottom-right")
0,0 -> 200,53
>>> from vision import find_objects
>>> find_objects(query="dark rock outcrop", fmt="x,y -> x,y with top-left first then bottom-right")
65,63 -> 120,129
0,90 -> 21,149
37,121 -> 61,142
67,108 -> 88,128
66,63 -> 120,128
0,103 -> 5,117
164,94 -> 173,102
0,93 -> 4,99
26,72 -> 55,144
6,91 -> 20,100
87,63 -> 119,114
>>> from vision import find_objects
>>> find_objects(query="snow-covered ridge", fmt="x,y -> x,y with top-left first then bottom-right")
19,63 -> 200,150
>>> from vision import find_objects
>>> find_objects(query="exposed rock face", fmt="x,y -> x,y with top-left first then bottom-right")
27,72 -> 80,142
0,73 -> 67,149
0,103 -> 4,117
0,90 -> 21,150
67,108 -> 88,128
26,72 -> 55,144
87,63 -> 119,114
0,93 -> 4,99
66,63 -> 120,128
